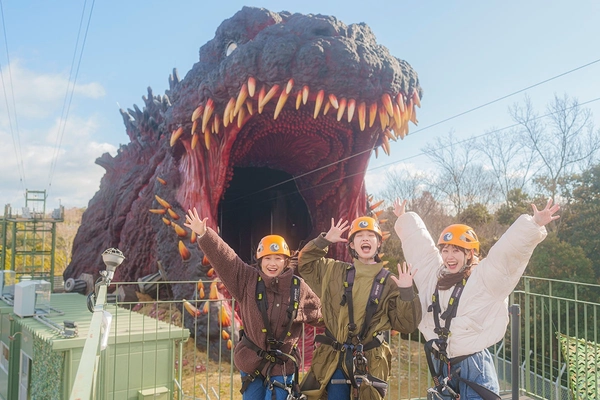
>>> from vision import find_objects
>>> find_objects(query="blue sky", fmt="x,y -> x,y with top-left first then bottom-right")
1,0 -> 599,211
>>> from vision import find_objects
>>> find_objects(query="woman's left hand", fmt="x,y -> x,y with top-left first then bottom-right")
532,198 -> 560,227
390,262 -> 417,288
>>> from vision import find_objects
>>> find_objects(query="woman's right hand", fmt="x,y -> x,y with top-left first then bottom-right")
393,199 -> 407,217
184,207 -> 208,237
324,218 -> 349,243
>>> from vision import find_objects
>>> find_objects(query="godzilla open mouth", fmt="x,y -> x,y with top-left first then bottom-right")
170,77 -> 419,258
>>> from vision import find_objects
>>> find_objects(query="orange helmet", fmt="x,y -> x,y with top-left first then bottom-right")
256,235 -> 291,259
437,224 -> 480,252
348,217 -> 383,240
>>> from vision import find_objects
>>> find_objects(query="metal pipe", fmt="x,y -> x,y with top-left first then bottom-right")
510,304 -> 520,400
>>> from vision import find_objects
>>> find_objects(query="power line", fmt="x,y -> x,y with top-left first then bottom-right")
47,0 -> 96,193
220,96 -> 600,215
0,0 -> 26,190
227,57 -> 600,204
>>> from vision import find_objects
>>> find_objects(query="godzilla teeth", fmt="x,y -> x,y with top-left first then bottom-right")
202,99 -> 214,133
381,93 -> 394,117
181,77 -> 421,156
257,86 -> 266,113
204,128 -> 211,150
259,84 -> 279,112
234,83 -> 248,116
302,85 -> 309,105
274,89 -> 289,120
170,126 -> 184,147
369,103 -> 377,127
358,102 -> 366,131
347,99 -> 356,123
413,90 -> 421,108
336,98 -> 347,122
247,77 -> 256,97
314,89 -> 324,119
285,78 -> 294,94
222,98 -> 234,128
328,94 -> 339,109
191,105 -> 203,122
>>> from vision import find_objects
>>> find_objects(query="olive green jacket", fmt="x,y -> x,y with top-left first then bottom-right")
298,234 -> 422,400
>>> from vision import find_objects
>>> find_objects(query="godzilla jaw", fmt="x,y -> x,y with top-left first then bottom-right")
169,77 -> 420,256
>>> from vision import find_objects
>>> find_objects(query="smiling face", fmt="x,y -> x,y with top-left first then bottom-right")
260,254 -> 287,277
440,244 -> 472,274
349,230 -> 381,263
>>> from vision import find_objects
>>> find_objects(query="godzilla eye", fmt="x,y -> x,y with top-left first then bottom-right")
226,42 -> 238,56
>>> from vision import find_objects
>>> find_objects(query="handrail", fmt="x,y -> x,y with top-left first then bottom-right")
69,284 -> 107,400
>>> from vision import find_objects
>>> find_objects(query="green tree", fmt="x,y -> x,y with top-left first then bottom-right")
495,188 -> 531,226
527,233 -> 596,283
558,164 -> 600,278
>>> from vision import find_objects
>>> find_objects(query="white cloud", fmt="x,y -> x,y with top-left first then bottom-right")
0,61 -> 113,213
0,60 -> 105,121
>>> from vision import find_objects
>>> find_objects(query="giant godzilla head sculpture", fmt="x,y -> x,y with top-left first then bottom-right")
64,6 -> 421,355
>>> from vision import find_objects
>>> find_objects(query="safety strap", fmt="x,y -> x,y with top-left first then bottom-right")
425,278 -> 501,400
428,278 -> 466,363
340,265 -> 391,344
336,264 -> 390,395
240,275 -> 303,398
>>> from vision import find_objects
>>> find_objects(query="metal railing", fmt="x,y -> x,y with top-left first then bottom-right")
67,276 -> 599,399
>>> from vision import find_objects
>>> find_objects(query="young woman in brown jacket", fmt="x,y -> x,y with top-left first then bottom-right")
185,207 -> 322,400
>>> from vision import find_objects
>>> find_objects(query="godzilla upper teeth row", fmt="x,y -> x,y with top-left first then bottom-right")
170,77 -> 421,155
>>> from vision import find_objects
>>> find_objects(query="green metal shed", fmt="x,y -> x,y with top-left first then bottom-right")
1,292 -> 189,400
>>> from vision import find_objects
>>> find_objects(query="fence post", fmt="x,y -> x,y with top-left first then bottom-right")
510,304 -> 521,400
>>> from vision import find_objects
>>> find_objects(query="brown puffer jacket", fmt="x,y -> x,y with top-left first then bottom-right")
197,228 -> 323,377
298,234 -> 422,400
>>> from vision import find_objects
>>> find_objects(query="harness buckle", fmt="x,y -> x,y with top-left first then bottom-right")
347,322 -> 357,332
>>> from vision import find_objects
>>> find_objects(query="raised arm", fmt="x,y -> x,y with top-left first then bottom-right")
393,200 -> 442,291
184,207 -> 254,300
479,199 -> 560,299
298,218 -> 349,296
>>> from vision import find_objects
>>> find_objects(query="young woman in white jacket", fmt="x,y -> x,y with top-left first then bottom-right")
393,199 -> 559,400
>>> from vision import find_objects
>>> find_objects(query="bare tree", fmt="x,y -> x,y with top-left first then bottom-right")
474,127 -> 537,206
511,94 -> 600,199
422,131 -> 498,215
379,166 -> 428,204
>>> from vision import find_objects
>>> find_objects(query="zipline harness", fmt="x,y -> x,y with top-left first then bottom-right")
425,278 -> 500,400
240,275 -> 306,400
316,264 -> 390,399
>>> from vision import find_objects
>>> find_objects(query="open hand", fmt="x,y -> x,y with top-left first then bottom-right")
532,198 -> 560,227
324,218 -> 349,243
390,262 -> 416,288
184,207 -> 208,237
393,199 -> 407,217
